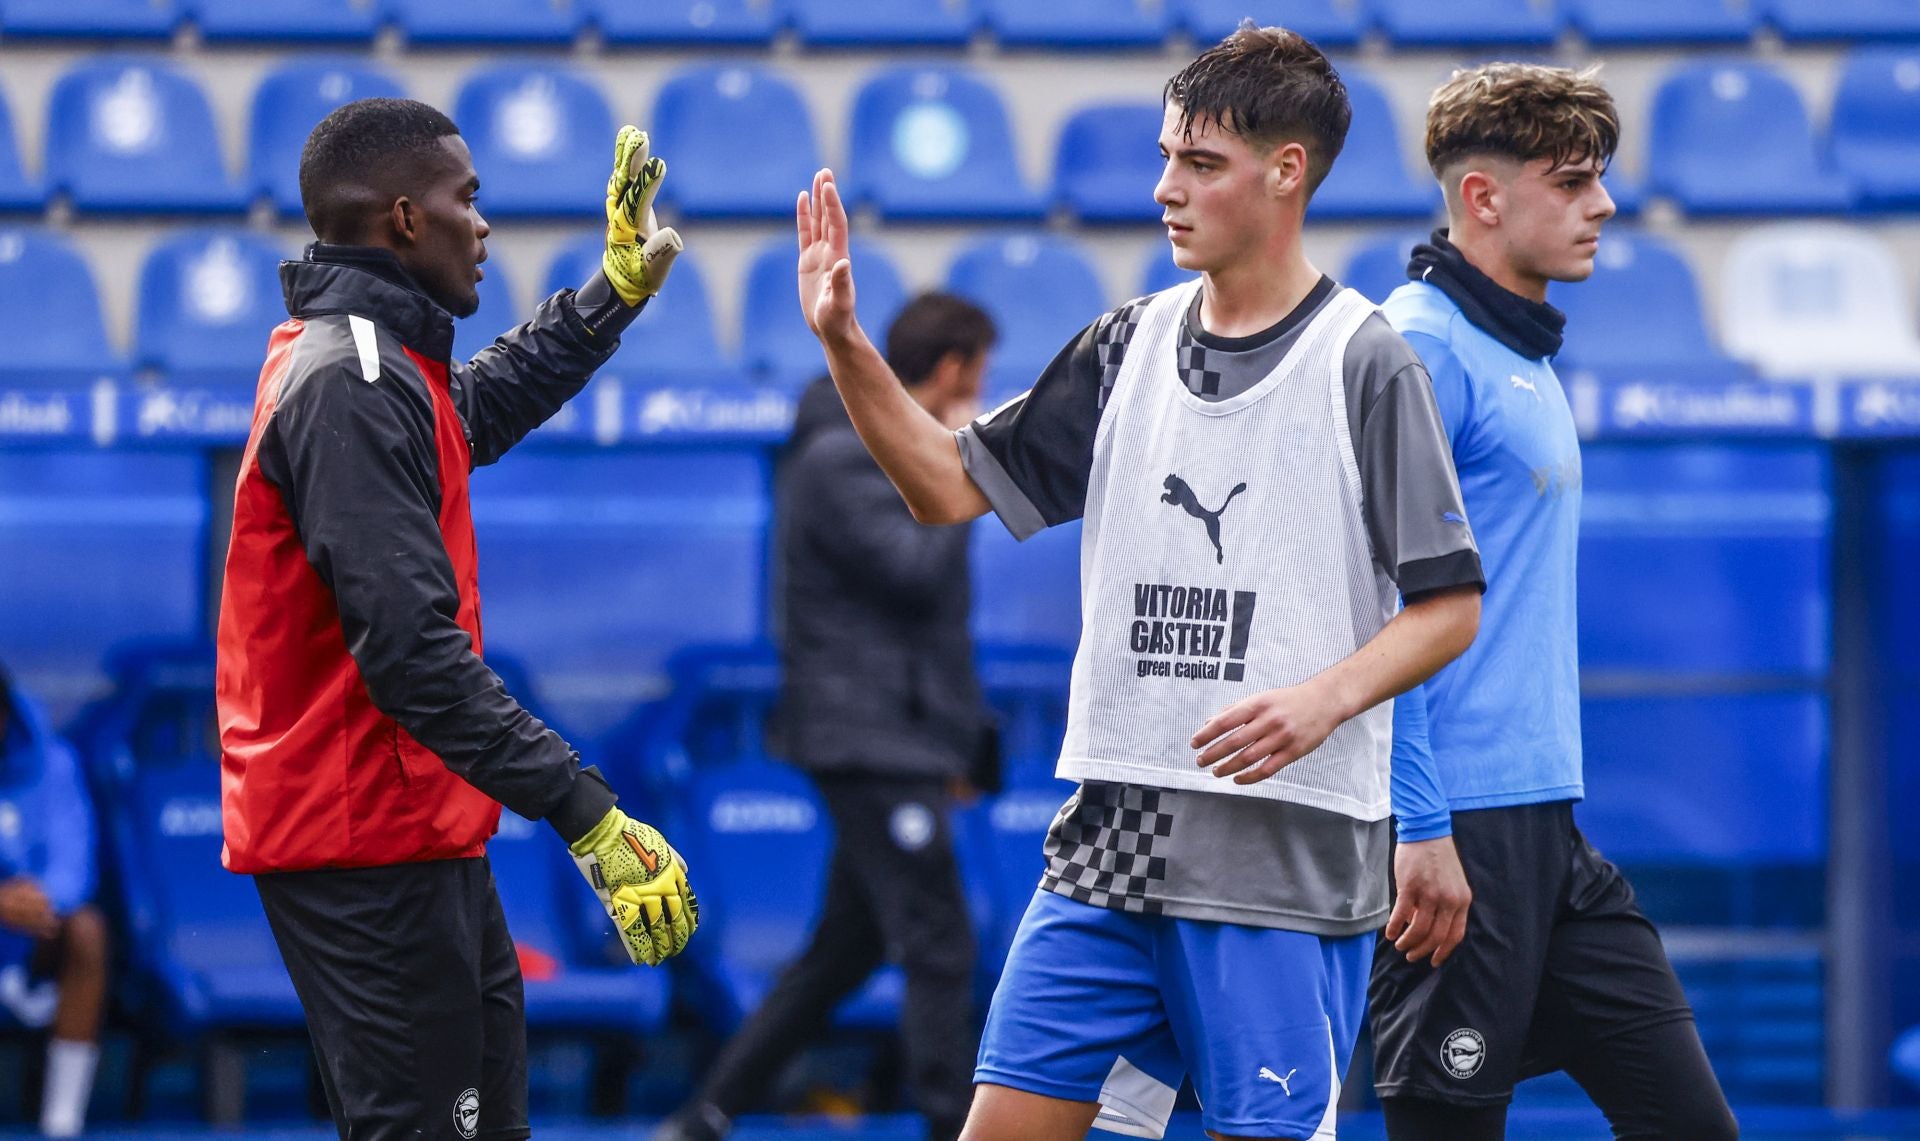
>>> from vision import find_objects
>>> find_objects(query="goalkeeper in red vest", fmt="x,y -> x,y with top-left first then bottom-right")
216,98 -> 696,1141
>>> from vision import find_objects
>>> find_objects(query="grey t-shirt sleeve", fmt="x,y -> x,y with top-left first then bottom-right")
956,296 -> 1151,540
1342,312 -> 1486,597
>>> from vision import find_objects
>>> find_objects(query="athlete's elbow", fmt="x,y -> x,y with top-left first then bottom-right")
1442,590 -> 1482,661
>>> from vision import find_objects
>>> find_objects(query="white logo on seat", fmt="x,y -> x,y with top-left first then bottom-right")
1256,1066 -> 1297,1095
498,77 -> 562,160
96,69 -> 160,154
893,102 -> 968,181
889,803 -> 935,851
186,238 -> 250,324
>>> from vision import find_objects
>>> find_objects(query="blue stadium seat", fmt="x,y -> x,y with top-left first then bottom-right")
1339,227 -> 1428,304
249,60 -> 406,216
544,237 -> 740,386
1053,103 -> 1165,224
1602,169 -> 1645,216
972,519 -> 1082,658
193,0 -> 381,41
963,784 -> 1074,985
981,0 -> 1169,49
81,646 -> 305,1039
485,809 -> 670,1034
739,236 -> 907,389
789,0 -> 975,46
452,247 -> 518,365
1763,0 -> 1920,41
45,57 -> 247,214
1830,48 -> 1920,211
389,0 -> 580,44
946,233 -> 1107,396
1895,1025 -> 1920,1091
0,229 -> 122,384
589,0 -> 783,44
1550,230 -> 1748,381
1308,70 -> 1437,219
1373,0 -> 1559,45
0,0 -> 178,38
1579,443 -> 1830,677
0,457 -> 207,729
669,758 -> 901,1034
1581,692 -> 1824,866
136,229 -> 287,385
847,66 -> 1046,221
1178,0 -> 1371,47
1140,243 -> 1197,296
0,90 -> 43,212
454,66 -> 612,218
651,65 -> 819,219
1648,62 -> 1854,214
469,449 -> 770,740
1565,0 -> 1752,44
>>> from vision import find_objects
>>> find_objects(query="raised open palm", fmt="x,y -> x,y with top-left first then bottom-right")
796,168 -> 857,342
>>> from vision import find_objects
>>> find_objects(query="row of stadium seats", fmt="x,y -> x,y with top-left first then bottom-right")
2,51 -> 1920,218
7,219 -> 1920,390
1,0 -> 1918,47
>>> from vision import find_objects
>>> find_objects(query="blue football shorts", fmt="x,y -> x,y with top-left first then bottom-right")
976,888 -> 1370,1139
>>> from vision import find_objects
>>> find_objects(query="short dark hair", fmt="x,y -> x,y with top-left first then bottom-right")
1425,63 -> 1619,177
298,97 -> 462,241
1163,22 -> 1351,196
885,292 -> 997,386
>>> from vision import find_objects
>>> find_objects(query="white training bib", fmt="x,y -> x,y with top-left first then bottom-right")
1058,281 -> 1396,820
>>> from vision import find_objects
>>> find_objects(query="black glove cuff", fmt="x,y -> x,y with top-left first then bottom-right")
572,270 -> 648,342
546,763 -> 619,845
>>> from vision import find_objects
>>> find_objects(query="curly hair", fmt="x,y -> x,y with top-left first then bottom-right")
1164,21 -> 1351,195
1425,63 -> 1619,177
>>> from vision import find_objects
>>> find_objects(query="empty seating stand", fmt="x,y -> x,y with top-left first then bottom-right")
1308,68 -> 1437,220
1648,62 -> 1854,214
0,229 -> 124,384
1830,47 -> 1920,211
1179,0 -> 1370,48
789,0 -> 976,47
0,91 -> 44,213
249,59 -> 406,215
45,57 -> 247,214
1373,0 -> 1560,46
0,0 -> 178,38
453,65 -> 612,218
1550,230 -> 1749,381
589,0 -> 784,45
651,65 -> 821,220
1053,102 -> 1166,224
981,0 -> 1169,49
946,232 -> 1108,396
847,66 -> 1046,221
135,228 -> 288,384
389,0 -> 579,44
1566,0 -> 1753,44
544,237 -> 741,386
194,0 -> 381,41
740,235 -> 908,389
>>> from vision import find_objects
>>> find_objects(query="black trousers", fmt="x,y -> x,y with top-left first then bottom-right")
255,857 -> 528,1141
695,773 -> 978,1141
1369,802 -> 1737,1140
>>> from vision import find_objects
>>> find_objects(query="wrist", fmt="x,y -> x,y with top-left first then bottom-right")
549,765 -> 620,847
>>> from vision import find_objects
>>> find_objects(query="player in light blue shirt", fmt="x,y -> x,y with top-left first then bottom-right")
1370,64 -> 1738,1141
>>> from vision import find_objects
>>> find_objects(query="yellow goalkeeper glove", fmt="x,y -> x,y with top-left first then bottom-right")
602,126 -> 683,306
568,806 -> 698,967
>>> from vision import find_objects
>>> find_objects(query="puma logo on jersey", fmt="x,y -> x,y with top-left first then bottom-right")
1161,474 -> 1247,564
1257,1066 -> 1297,1095
1509,374 -> 1540,399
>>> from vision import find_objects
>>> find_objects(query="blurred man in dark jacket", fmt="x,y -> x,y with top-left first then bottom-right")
658,293 -> 997,1141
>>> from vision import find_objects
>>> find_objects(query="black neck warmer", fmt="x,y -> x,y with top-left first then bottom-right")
1406,229 -> 1566,359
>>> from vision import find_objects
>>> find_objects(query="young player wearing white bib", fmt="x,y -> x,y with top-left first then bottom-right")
795,27 -> 1483,1141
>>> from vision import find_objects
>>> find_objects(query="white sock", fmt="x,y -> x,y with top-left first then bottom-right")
40,1038 -> 99,1138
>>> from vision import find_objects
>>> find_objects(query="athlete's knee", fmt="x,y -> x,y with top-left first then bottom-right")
58,905 -> 109,979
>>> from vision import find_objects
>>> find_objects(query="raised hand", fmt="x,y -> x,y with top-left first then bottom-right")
796,168 -> 857,344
